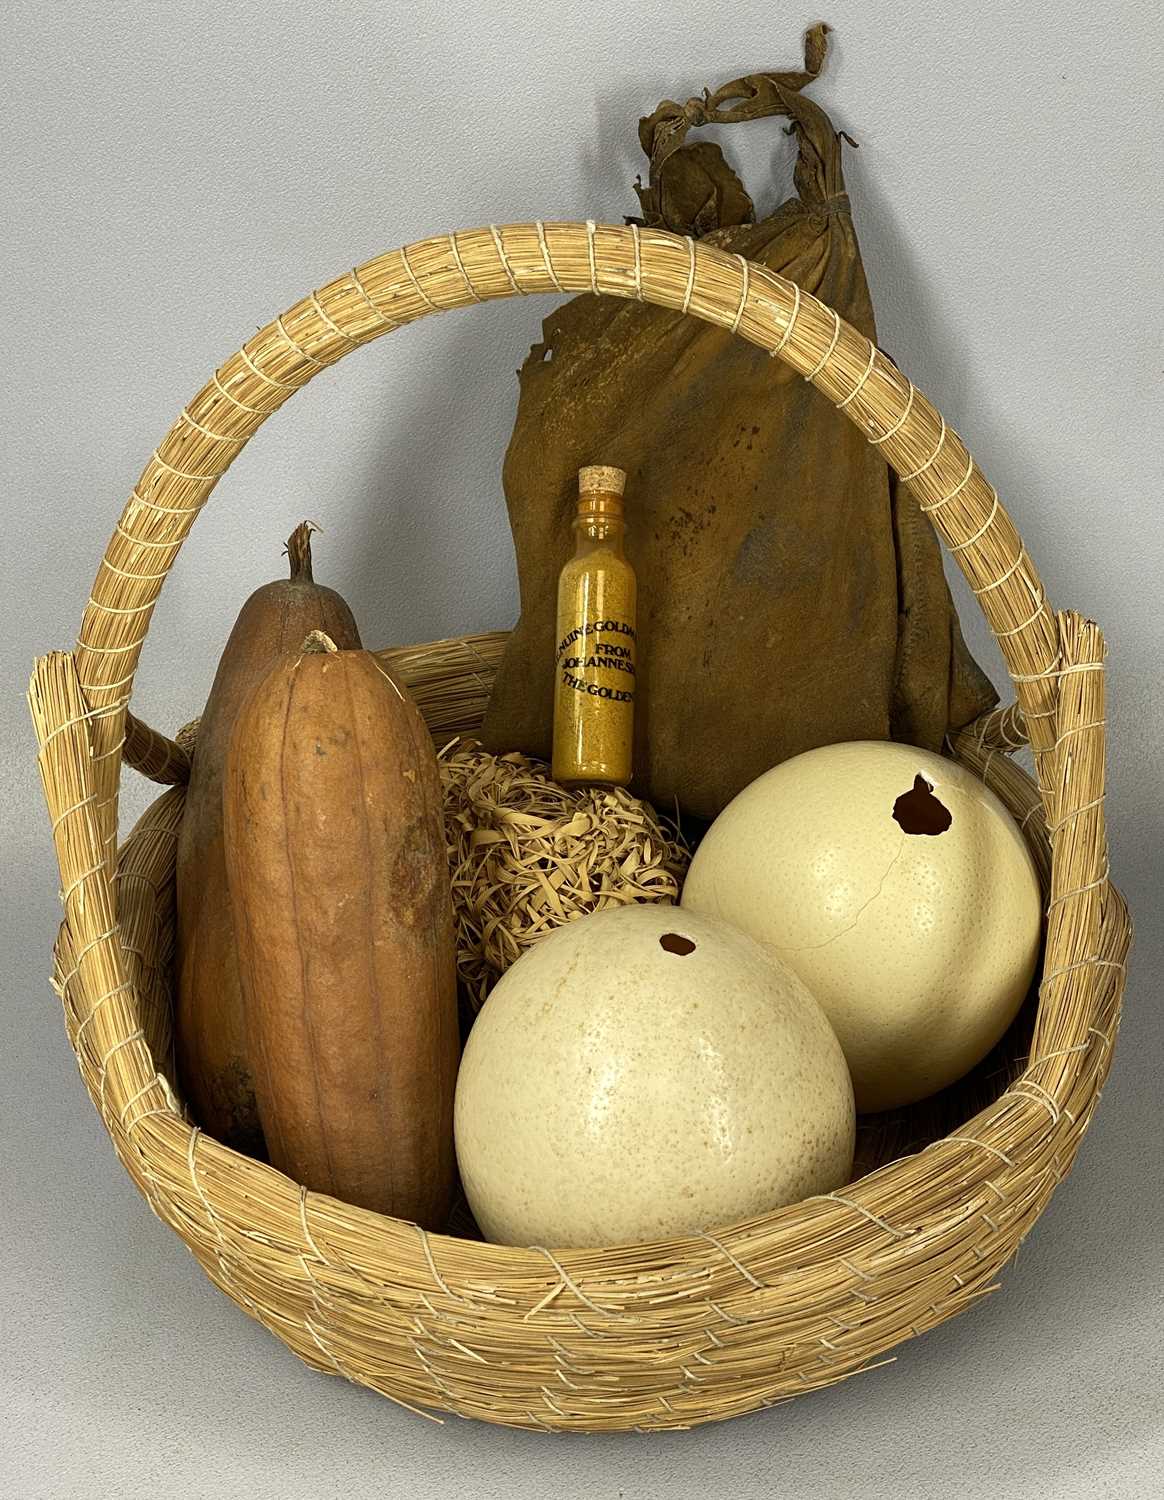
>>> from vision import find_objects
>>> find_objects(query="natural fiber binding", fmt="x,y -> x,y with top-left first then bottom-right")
30,222 -> 1130,1431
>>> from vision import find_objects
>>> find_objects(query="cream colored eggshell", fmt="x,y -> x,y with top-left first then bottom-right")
454,904 -> 854,1249
682,742 -> 1043,1113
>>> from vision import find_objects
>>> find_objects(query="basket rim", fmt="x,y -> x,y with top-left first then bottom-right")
29,221 -> 1132,1430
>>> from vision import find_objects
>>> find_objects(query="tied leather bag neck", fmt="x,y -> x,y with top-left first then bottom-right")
482,26 -> 996,819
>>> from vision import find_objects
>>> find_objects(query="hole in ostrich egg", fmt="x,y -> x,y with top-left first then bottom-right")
892,774 -> 953,836
659,933 -> 697,956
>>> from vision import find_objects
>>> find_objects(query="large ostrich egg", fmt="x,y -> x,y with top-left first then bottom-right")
682,741 -> 1042,1112
454,904 -> 854,1248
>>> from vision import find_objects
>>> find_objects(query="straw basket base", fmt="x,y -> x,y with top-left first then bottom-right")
43,629 -> 1127,1429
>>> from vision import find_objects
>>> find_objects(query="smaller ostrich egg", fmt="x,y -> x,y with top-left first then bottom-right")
454,904 -> 854,1248
682,742 -> 1043,1113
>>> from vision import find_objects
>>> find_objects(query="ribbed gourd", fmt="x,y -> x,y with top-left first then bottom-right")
223,630 -> 460,1227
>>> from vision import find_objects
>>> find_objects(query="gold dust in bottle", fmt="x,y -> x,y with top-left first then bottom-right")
552,465 -> 637,786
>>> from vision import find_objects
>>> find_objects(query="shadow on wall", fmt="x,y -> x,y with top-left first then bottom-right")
338,307 -> 527,652
339,114 -> 629,652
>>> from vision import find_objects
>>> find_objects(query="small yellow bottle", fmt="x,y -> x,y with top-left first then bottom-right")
552,465 -> 637,786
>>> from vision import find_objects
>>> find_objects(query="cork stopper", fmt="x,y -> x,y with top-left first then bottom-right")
577,464 -> 626,518
579,465 -> 626,496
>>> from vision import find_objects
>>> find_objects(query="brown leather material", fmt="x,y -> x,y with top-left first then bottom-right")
482,27 -> 997,819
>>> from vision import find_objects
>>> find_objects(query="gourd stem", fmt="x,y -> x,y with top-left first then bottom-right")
285,521 -> 316,582
301,630 -> 339,655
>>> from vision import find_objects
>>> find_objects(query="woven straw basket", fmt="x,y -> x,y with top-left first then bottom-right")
30,222 -> 1131,1432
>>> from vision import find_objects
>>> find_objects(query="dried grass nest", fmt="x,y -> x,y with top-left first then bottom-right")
439,739 -> 689,1010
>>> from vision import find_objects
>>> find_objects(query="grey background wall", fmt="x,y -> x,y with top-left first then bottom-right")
3,1 -> 1161,1495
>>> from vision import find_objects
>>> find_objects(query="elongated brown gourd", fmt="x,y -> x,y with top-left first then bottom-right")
223,631 -> 460,1226
175,526 -> 361,1155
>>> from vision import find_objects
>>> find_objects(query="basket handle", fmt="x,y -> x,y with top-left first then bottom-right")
124,711 -> 191,784
64,221 -> 1066,852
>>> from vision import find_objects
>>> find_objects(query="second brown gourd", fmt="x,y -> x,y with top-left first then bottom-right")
224,631 -> 460,1227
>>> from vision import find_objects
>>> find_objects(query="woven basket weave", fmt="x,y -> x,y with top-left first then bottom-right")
30,221 -> 1131,1431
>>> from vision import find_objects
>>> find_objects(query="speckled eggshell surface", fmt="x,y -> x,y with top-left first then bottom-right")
454,904 -> 854,1249
681,741 -> 1043,1112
